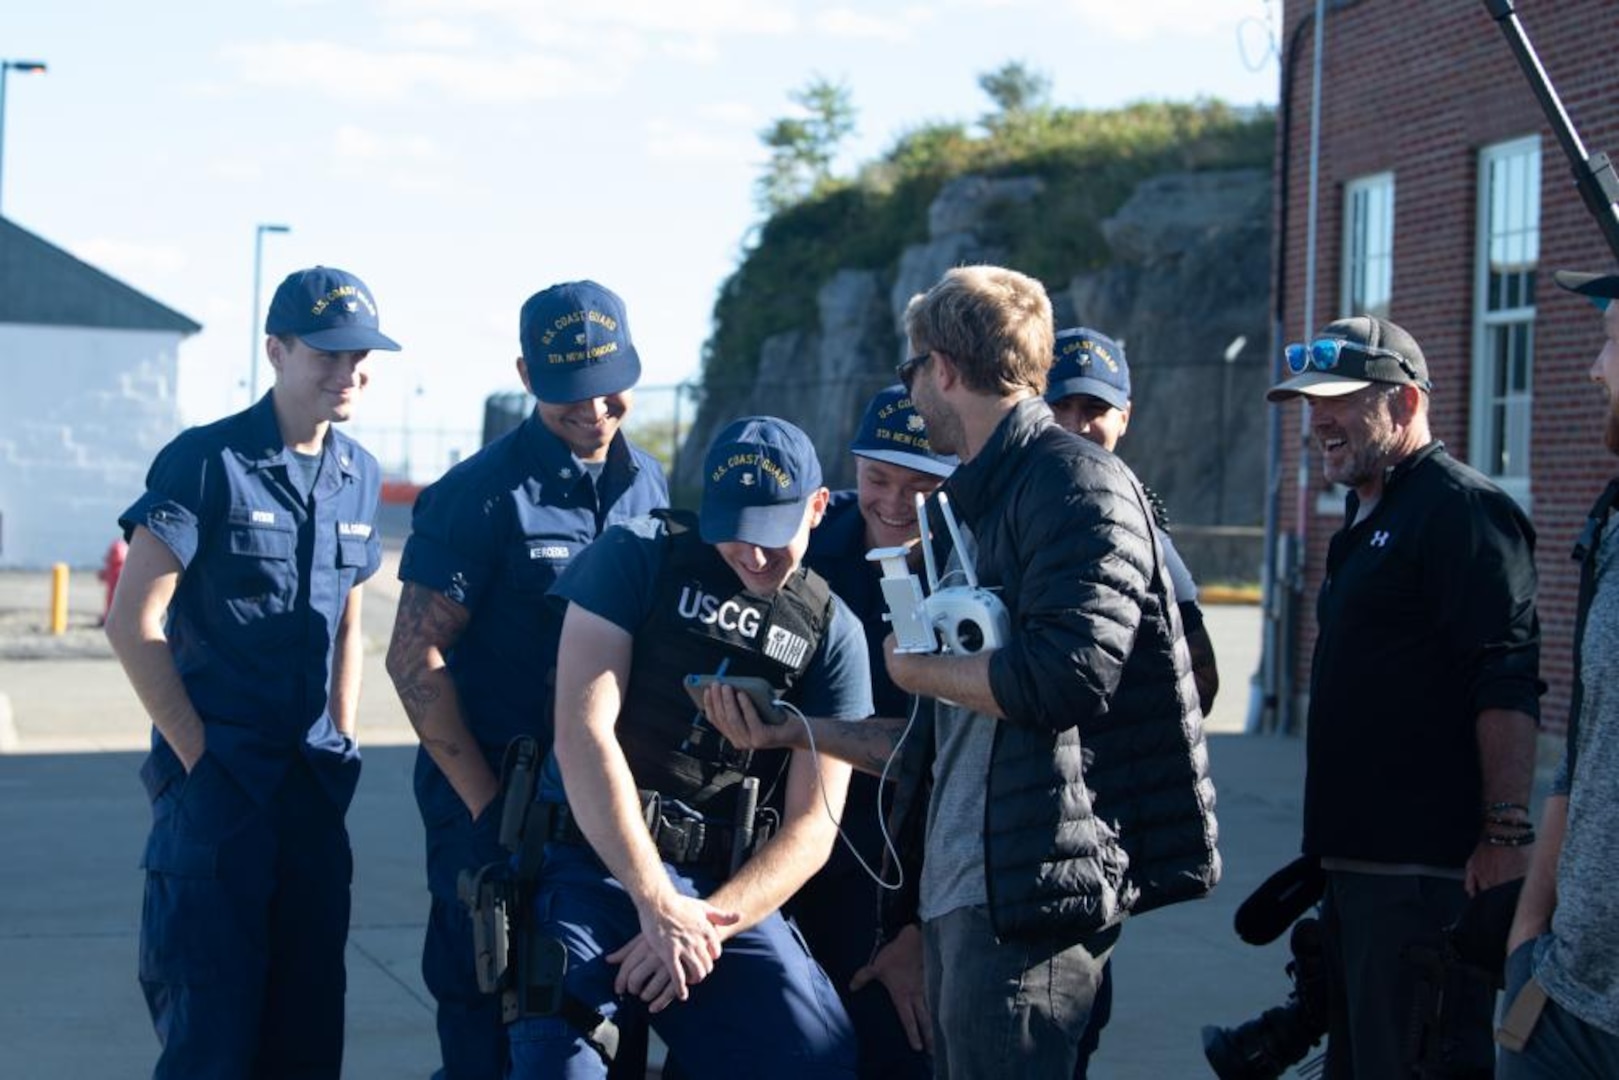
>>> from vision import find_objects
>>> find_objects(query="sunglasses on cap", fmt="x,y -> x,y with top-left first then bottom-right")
897,351 -> 931,392
1284,337 -> 1428,386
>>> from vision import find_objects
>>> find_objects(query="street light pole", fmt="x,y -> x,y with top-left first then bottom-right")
248,223 -> 291,404
0,59 -> 48,215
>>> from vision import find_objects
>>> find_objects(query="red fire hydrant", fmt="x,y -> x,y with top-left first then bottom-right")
98,538 -> 128,626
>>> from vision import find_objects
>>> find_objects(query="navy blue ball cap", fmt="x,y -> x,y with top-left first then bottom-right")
849,384 -> 956,478
265,266 -> 401,352
1047,327 -> 1130,410
700,416 -> 824,548
519,280 -> 642,404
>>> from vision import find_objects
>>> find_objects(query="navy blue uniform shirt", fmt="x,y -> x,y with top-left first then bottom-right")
399,415 -> 668,766
119,393 -> 382,807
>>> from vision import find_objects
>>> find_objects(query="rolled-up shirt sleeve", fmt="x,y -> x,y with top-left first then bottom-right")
398,481 -> 502,609
119,438 -> 206,569
1426,486 -> 1543,722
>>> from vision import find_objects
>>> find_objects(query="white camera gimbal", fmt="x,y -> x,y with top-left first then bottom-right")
867,491 -> 1008,655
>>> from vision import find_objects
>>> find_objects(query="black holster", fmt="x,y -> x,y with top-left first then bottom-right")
458,736 -> 619,1063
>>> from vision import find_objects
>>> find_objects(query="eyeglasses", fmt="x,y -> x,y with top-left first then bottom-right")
1285,338 -> 1427,385
897,351 -> 931,392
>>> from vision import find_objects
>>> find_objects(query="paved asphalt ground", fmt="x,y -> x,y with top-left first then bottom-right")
0,539 -> 1309,1079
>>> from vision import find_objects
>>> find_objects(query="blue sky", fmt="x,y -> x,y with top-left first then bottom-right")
2,1 -> 1278,474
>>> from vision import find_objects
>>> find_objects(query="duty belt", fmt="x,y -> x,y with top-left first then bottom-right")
538,790 -> 772,871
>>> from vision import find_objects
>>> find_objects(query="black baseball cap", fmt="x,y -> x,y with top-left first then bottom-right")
1267,315 -> 1430,402
1554,269 -> 1619,308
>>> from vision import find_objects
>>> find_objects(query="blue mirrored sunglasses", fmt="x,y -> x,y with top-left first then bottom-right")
1284,338 -> 1426,385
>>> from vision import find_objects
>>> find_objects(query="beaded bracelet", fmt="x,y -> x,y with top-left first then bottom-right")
1484,832 -> 1535,847
1486,802 -> 1531,816
1485,816 -> 1533,830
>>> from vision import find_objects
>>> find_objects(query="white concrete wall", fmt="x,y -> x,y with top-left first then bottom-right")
0,323 -> 183,568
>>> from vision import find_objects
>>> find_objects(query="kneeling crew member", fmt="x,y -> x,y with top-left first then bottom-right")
505,416 -> 871,1079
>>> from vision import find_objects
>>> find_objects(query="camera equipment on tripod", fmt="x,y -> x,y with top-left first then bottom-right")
1202,917 -> 1328,1080
868,491 -> 1009,655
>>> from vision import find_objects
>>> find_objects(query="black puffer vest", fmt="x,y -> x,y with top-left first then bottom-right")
617,511 -> 832,814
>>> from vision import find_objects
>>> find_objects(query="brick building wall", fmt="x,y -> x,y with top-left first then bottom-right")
1276,0 -> 1619,733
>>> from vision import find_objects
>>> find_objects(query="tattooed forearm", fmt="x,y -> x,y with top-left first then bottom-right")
825,716 -> 909,777
386,580 -> 500,809
395,679 -> 444,731
420,735 -> 464,759
386,583 -> 470,688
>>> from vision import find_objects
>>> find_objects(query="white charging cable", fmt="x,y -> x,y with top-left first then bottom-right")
771,694 -> 920,892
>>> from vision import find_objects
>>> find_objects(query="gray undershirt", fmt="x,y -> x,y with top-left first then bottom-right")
920,538 -> 992,922
287,449 -> 323,502
1535,518 -> 1619,1036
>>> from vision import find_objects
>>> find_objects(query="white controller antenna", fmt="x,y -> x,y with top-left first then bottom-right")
935,492 -> 978,588
915,491 -> 942,592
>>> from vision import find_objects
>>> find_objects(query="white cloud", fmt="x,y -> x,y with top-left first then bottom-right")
643,118 -> 755,164
333,124 -> 440,164
372,0 -> 797,60
1057,0 -> 1244,41
226,1 -> 809,105
658,37 -> 722,65
74,238 -> 190,280
207,157 -> 265,183
223,40 -> 622,104
814,7 -> 934,42
699,101 -> 759,126
330,125 -> 451,192
386,18 -> 481,49
382,0 -> 798,37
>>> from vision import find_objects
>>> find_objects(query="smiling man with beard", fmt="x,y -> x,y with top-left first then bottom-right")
1268,314 -> 1542,1079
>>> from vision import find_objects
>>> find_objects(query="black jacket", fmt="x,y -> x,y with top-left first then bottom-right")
885,398 -> 1220,942
1303,443 -> 1541,866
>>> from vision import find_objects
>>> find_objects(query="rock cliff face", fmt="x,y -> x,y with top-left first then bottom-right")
677,166 -> 1272,579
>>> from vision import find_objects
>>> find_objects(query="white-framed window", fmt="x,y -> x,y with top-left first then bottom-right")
1342,172 -> 1395,317
1470,136 -> 1541,508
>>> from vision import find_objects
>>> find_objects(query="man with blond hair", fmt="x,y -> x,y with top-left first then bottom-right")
706,265 -> 1218,1076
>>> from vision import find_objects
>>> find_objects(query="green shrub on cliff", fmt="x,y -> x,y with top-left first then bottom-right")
702,89 -> 1274,393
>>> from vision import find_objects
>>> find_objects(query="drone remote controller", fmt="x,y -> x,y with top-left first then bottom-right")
866,493 -> 1008,655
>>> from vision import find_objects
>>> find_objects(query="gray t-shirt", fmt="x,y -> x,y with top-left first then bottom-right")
920,538 -> 993,921
1536,517 -> 1619,1035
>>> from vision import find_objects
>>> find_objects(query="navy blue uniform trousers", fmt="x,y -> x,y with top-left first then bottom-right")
139,755 -> 352,1079
507,842 -> 857,1079
420,792 -> 509,1080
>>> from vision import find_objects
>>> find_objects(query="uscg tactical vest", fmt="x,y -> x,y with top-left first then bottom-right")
617,511 -> 832,815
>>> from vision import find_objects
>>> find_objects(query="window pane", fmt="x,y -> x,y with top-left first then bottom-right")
1474,139 -> 1540,489
1344,174 -> 1394,317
